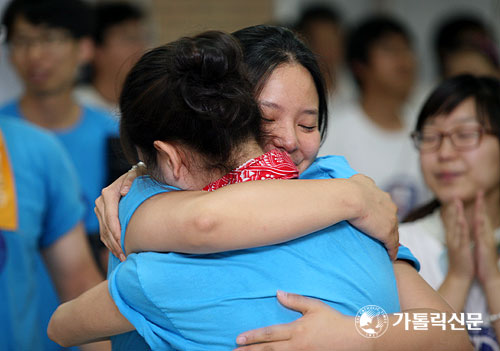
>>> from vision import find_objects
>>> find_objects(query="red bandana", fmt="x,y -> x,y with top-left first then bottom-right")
203,149 -> 299,192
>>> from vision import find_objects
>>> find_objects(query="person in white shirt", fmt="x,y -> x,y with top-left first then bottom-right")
320,15 -> 431,219
75,2 -> 148,119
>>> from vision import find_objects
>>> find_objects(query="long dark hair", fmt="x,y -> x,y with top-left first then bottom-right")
403,74 -> 500,222
233,25 -> 329,141
119,31 -> 262,181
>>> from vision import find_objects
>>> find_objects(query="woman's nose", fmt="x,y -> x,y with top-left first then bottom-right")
272,128 -> 299,154
437,135 -> 458,160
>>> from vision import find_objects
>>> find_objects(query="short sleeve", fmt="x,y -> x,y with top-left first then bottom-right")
118,177 -> 178,253
108,255 -> 176,350
396,244 -> 421,272
300,155 -> 358,180
40,133 -> 85,248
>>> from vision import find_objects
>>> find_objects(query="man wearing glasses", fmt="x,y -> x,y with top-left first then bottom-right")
0,1 -> 110,350
0,0 -> 119,272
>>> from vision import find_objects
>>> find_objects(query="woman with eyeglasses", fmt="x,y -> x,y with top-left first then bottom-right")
401,74 -> 500,350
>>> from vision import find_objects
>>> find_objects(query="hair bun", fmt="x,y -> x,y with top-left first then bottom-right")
173,31 -> 254,128
119,30 -> 262,176
175,31 -> 239,81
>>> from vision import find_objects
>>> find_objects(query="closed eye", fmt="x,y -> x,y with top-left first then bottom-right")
261,117 -> 275,123
299,124 -> 317,132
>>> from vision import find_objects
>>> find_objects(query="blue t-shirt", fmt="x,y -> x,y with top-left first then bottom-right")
0,100 -> 118,235
107,178 -> 178,351
108,156 -> 419,351
0,115 -> 85,350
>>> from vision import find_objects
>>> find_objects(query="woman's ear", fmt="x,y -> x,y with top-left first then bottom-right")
77,37 -> 95,65
153,141 -> 185,179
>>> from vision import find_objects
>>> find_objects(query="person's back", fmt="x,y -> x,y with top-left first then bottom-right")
108,155 -> 415,350
0,115 -> 84,350
0,101 -> 118,235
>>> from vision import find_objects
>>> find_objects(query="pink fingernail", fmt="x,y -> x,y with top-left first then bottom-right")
120,254 -> 126,261
236,336 -> 246,344
277,290 -> 287,298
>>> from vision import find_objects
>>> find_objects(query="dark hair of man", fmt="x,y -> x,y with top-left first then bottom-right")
346,15 -> 412,87
120,31 -> 262,181
232,25 -> 328,141
403,74 -> 500,222
295,4 -> 341,32
433,14 -> 499,77
93,2 -> 144,46
2,0 -> 94,41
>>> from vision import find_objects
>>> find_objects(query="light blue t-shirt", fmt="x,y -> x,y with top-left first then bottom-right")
0,100 -> 118,235
107,178 -> 178,351
108,156 -> 419,351
0,115 -> 85,350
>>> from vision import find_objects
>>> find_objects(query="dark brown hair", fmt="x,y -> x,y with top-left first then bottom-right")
232,25 -> 329,141
403,74 -> 500,222
119,31 -> 262,181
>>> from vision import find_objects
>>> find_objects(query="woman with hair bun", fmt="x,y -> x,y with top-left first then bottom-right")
50,29 -> 470,351
48,29 -> 403,350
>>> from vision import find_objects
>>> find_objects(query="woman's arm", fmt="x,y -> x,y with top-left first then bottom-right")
124,176 -> 399,258
48,281 -> 134,347
97,171 -> 398,261
234,261 -> 473,351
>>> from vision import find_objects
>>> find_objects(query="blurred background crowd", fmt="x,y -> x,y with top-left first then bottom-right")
0,0 -> 499,350
0,0 -> 498,221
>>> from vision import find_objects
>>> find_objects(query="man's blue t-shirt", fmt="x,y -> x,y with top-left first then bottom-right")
108,156 -> 419,351
0,116 -> 85,350
0,101 -> 118,234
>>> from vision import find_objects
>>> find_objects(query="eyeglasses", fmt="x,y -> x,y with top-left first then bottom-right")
9,31 -> 72,52
411,126 -> 497,152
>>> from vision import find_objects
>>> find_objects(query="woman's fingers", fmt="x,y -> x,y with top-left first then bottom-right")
235,291 -> 321,347
276,290 -> 325,314
119,170 -> 136,196
455,199 -> 470,249
236,324 -> 292,346
472,191 -> 499,284
473,191 -> 491,244
96,184 -> 124,259
347,174 -> 399,260
101,186 -> 122,239
95,199 -> 123,260
234,340 -> 291,351
387,226 -> 400,261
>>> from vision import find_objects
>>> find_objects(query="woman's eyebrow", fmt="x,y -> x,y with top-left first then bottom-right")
303,108 -> 319,115
259,101 -> 282,110
455,116 -> 479,123
426,115 -> 478,126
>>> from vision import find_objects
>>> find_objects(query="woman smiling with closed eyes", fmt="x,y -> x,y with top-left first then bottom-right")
88,26 -> 471,351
